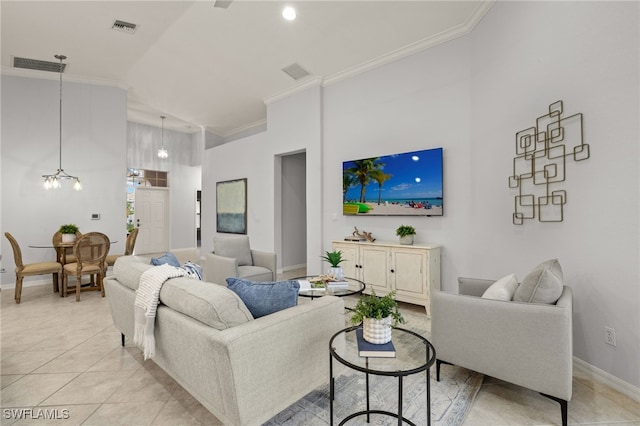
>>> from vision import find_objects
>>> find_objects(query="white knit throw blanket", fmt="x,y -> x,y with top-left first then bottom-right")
134,264 -> 187,360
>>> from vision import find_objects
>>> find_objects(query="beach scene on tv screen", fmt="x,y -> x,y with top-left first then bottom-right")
343,147 -> 443,216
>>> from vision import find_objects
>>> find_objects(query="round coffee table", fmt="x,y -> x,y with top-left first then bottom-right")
294,276 -> 365,300
329,326 -> 435,425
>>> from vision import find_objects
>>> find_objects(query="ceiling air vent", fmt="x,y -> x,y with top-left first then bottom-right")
13,57 -> 66,73
112,20 -> 137,34
282,63 -> 311,81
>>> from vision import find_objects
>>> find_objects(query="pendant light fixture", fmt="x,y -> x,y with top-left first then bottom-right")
157,116 -> 168,159
42,54 -> 82,191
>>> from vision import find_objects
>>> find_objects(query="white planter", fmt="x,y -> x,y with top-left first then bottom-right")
362,316 -> 392,344
399,235 -> 414,245
328,266 -> 344,280
61,233 -> 76,243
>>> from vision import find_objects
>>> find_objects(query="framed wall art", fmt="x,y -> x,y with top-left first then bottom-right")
216,178 -> 247,234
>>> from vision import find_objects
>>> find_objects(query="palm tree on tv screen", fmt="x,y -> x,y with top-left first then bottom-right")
369,169 -> 392,205
343,173 -> 358,202
347,158 -> 385,203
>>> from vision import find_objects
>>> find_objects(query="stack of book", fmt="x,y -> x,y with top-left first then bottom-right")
356,328 -> 396,358
326,280 -> 349,289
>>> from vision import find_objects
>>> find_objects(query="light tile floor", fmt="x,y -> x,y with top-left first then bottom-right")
1,283 -> 639,425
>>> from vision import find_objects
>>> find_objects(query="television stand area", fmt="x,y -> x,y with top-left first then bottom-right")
332,240 -> 440,316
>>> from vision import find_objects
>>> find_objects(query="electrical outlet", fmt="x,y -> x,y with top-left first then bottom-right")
604,326 -> 617,347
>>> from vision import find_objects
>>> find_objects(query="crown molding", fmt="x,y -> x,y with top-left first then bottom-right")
323,1 -> 495,87
263,76 -> 324,106
221,119 -> 268,143
261,1 -> 494,104
1,66 -> 129,91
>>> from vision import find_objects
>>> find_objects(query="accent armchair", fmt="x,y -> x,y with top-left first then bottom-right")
207,235 -> 276,285
431,264 -> 573,426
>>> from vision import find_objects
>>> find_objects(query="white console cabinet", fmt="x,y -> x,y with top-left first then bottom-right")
332,240 -> 441,316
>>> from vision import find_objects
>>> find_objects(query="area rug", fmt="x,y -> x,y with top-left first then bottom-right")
263,303 -> 483,426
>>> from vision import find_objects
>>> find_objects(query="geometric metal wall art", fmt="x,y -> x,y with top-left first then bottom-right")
509,100 -> 590,224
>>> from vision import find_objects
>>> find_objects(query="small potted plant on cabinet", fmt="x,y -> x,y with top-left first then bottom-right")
321,250 -> 346,280
350,290 -> 405,344
59,224 -> 79,243
396,224 -> 416,245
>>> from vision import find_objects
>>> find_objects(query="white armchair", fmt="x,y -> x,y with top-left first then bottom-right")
207,235 -> 276,285
431,267 -> 573,426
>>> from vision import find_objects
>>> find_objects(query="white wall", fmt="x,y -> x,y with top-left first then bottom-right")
202,86 -> 323,265
127,121 -> 202,250
202,2 -> 639,389
280,152 -> 307,270
1,75 -> 127,285
322,37 -> 473,285
468,0 -> 639,391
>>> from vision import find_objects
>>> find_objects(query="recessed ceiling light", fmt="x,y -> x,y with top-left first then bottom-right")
282,6 -> 296,21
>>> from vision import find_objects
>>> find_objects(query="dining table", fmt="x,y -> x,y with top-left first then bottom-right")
29,240 -> 118,265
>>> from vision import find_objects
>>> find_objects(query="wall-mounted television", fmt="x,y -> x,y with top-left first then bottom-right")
342,147 -> 443,216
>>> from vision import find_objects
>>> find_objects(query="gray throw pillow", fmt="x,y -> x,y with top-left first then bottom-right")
226,277 -> 299,318
513,259 -> 564,304
215,236 -> 253,266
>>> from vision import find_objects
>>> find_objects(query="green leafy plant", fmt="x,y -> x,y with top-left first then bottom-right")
395,225 -> 416,238
350,290 -> 405,326
59,224 -> 79,234
321,250 -> 346,267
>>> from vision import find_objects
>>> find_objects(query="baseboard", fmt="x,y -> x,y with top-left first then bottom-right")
574,356 -> 640,402
278,264 -> 306,274
1,278 -> 51,290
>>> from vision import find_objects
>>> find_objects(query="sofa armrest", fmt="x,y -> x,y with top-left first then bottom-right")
457,276 -> 495,296
251,249 -> 276,277
205,252 -> 238,286
431,286 -> 573,401
222,296 -> 345,425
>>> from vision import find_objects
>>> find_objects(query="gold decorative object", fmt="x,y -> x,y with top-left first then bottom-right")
352,226 -> 376,243
509,100 -> 590,224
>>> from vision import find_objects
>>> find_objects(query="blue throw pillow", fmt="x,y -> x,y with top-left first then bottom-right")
226,277 -> 300,318
150,252 -> 180,267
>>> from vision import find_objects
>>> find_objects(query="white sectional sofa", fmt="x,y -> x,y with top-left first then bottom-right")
104,254 -> 345,426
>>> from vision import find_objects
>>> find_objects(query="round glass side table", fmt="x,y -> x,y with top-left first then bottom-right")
329,325 -> 435,426
294,276 -> 365,300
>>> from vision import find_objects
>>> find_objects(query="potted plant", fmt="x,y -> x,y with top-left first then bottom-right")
396,224 -> 416,245
59,224 -> 79,243
321,250 -> 346,280
350,290 -> 405,344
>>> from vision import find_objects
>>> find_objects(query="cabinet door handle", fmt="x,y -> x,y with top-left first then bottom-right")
390,269 -> 395,273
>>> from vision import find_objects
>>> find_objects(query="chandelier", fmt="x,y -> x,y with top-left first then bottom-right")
42,54 -> 82,191
157,115 -> 168,159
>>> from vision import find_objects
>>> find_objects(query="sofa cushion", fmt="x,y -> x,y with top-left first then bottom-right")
215,236 -> 253,266
113,255 -> 155,291
482,273 -> 519,301
226,277 -> 299,318
160,278 -> 253,329
513,259 -> 564,304
151,252 -> 181,267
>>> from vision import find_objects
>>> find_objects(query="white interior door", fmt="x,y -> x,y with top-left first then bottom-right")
134,187 -> 170,254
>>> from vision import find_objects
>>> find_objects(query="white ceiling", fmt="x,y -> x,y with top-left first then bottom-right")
1,1 -> 493,136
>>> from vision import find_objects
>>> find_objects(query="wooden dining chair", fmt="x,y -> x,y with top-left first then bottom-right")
62,232 -> 110,302
4,232 -> 63,304
106,228 -> 139,268
52,230 -> 82,264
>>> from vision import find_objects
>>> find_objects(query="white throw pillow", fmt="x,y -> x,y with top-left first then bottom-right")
482,273 -> 519,301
